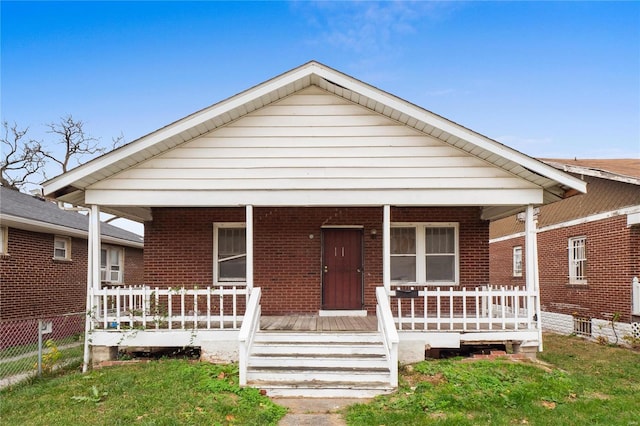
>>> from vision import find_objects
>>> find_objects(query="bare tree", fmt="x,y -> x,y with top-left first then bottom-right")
42,114 -> 105,173
111,132 -> 126,150
0,121 -> 45,191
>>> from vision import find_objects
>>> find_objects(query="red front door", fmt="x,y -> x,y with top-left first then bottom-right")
322,229 -> 363,310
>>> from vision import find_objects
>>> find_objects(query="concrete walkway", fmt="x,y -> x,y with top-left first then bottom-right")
273,397 -> 370,426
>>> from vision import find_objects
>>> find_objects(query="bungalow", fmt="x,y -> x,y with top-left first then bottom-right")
490,159 -> 640,344
0,186 -> 144,349
42,61 -> 586,397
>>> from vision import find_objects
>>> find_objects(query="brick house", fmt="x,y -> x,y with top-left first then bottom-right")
0,186 -> 144,348
489,159 -> 640,343
42,62 -> 586,397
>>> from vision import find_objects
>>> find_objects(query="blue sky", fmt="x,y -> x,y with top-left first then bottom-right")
2,0 -> 639,174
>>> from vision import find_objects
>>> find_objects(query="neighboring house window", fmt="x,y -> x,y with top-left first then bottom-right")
391,223 -> 459,285
513,246 -> 523,277
101,247 -> 123,283
568,236 -> 587,284
214,223 -> 246,283
53,236 -> 71,260
0,226 -> 7,255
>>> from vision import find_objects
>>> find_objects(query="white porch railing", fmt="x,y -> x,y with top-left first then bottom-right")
632,277 -> 640,316
376,286 -> 399,387
238,287 -> 262,386
390,285 -> 539,332
92,285 -> 248,330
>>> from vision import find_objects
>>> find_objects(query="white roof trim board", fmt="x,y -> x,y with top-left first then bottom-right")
543,160 -> 640,186
42,61 -> 586,221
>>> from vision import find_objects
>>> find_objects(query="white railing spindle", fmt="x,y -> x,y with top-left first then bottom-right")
207,286 -> 212,329
168,289 -> 173,330
219,285 -> 224,329
462,287 -> 467,331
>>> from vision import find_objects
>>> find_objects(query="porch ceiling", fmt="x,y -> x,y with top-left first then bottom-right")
43,61 -> 586,223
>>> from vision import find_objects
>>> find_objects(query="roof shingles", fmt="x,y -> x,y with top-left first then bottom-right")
0,186 -> 143,244
490,159 -> 640,239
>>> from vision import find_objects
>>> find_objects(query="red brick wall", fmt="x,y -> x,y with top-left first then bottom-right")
123,246 -> 144,285
145,206 -> 489,315
0,228 -> 143,321
490,216 -> 638,323
1,228 -> 87,320
489,235 -> 527,287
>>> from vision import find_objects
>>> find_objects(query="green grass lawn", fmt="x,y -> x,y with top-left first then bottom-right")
0,361 -> 286,426
1,333 -> 638,425
344,333 -> 640,425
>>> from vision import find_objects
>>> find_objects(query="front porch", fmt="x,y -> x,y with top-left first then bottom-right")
88,282 -> 540,396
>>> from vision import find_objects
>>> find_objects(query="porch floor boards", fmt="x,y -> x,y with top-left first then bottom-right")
261,315 -> 378,332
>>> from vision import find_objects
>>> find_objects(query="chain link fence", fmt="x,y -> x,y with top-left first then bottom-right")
1,312 -> 85,389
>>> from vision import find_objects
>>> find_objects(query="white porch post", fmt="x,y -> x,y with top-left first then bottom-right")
82,204 -> 101,373
246,205 -> 254,293
90,205 -> 101,290
524,204 -> 543,350
383,205 -> 391,293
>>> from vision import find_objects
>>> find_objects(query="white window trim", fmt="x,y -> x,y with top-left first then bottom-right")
53,236 -> 72,260
101,246 -> 124,284
391,222 -> 459,286
568,236 -> 587,284
0,226 -> 7,255
213,222 -> 247,285
513,246 -> 523,277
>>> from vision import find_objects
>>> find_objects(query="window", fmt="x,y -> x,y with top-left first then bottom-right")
568,236 -> 587,284
214,223 -> 246,283
0,226 -> 7,255
390,227 -> 416,281
53,236 -> 71,260
391,223 -> 459,285
513,246 -> 523,277
101,247 -> 123,283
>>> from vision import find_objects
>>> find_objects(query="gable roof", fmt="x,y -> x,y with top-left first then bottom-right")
42,61 -> 586,221
0,186 -> 143,247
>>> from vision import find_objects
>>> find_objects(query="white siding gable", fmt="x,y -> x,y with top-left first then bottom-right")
87,86 -> 541,207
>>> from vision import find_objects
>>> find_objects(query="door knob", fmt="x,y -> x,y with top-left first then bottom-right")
357,268 -> 362,273
324,265 -> 328,273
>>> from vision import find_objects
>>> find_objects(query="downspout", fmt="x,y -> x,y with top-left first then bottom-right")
56,202 -> 93,373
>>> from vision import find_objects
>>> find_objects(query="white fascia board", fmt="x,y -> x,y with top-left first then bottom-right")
0,214 -> 143,249
544,161 -> 640,186
628,211 -> 640,226
489,232 -> 526,244
85,188 -> 544,207
43,64 -> 320,196
311,65 -> 587,194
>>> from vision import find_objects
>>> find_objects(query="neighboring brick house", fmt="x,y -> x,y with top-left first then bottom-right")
0,186 -> 144,348
490,159 -> 640,343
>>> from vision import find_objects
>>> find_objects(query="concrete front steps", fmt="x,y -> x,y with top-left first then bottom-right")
246,331 -> 396,398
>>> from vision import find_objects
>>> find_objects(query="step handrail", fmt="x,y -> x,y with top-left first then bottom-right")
238,287 -> 262,386
376,286 -> 399,387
